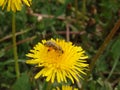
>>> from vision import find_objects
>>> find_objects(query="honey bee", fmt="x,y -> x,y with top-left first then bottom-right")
44,40 -> 64,54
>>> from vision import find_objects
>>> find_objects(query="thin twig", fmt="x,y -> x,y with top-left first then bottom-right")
90,19 -> 120,72
46,31 -> 86,36
5,36 -> 36,51
0,28 -> 31,42
66,23 -> 70,41
27,8 -> 76,22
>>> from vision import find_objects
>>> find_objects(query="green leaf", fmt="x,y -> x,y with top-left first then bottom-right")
107,38 -> 120,79
12,72 -> 31,90
0,49 -> 5,57
111,38 -> 120,60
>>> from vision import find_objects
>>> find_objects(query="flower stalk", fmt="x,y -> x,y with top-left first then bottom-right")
12,13 -> 20,79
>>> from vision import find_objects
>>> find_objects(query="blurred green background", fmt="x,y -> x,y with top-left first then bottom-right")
0,0 -> 120,90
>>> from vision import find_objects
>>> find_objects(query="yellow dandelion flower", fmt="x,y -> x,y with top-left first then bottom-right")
26,38 -> 89,83
53,85 -> 78,90
0,0 -> 32,12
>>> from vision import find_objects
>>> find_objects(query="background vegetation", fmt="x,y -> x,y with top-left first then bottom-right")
0,0 -> 120,90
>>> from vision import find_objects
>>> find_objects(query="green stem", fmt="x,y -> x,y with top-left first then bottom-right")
107,56 -> 119,80
46,81 -> 51,90
82,0 -> 86,15
12,13 -> 20,79
74,0 -> 78,19
90,19 -> 120,72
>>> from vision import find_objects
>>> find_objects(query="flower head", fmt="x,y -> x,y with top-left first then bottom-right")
0,0 -> 31,12
26,38 -> 89,83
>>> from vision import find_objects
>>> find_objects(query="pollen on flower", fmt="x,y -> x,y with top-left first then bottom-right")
26,38 -> 89,83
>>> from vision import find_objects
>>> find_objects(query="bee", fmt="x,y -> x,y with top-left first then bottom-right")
44,40 -> 64,54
